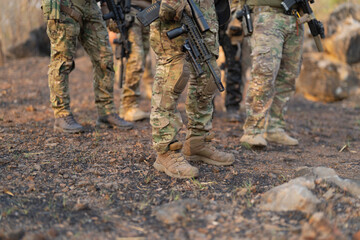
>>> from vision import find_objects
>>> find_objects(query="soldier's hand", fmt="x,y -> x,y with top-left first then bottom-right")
107,19 -> 120,33
175,1 -> 192,21
159,0 -> 192,22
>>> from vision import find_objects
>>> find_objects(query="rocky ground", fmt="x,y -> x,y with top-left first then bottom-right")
0,56 -> 360,240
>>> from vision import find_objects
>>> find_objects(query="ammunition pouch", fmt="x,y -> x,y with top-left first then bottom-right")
60,4 -> 83,27
42,0 -> 83,27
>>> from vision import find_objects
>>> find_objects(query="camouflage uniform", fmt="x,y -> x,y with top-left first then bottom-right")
219,0 -> 243,113
43,0 -> 115,118
150,0 -> 220,154
119,0 -> 151,112
242,0 -> 304,135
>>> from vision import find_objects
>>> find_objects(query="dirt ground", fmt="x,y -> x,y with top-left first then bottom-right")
0,56 -> 360,239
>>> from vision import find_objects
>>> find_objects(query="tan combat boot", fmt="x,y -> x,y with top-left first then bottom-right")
240,134 -> 267,147
120,107 -> 150,122
183,134 -> 235,166
264,130 -> 299,146
153,142 -> 199,179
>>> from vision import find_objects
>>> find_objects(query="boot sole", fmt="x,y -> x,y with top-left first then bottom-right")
186,155 -> 234,166
123,115 -> 150,122
265,139 -> 299,146
95,121 -> 133,130
153,162 -> 198,179
54,126 -> 84,134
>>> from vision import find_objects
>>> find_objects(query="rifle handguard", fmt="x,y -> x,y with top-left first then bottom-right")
167,25 -> 188,40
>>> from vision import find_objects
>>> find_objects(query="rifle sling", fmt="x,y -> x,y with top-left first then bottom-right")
60,4 -> 83,27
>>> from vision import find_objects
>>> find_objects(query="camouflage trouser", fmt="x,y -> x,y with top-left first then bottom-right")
46,0 -> 115,118
219,24 -> 243,111
150,6 -> 220,154
150,56 -> 219,153
120,8 -> 150,110
243,8 -> 304,135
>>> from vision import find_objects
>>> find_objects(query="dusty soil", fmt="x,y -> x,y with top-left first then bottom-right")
0,56 -> 360,239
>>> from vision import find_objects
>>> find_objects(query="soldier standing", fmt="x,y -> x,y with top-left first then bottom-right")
219,0 -> 244,122
150,0 -> 235,178
42,0 -> 133,133
118,0 -> 152,122
239,0 -> 304,147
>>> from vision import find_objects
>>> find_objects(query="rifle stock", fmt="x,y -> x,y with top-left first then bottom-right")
281,0 -> 325,52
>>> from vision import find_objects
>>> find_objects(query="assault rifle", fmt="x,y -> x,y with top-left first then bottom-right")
101,0 -> 133,88
236,4 -> 253,36
136,0 -> 225,92
281,0 -> 325,52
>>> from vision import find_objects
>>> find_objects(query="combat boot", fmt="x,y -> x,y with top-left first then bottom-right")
153,142 -> 199,179
183,134 -> 235,166
225,109 -> 242,122
264,130 -> 299,146
54,114 -> 84,133
240,134 -> 267,147
96,113 -> 133,130
120,107 -> 150,122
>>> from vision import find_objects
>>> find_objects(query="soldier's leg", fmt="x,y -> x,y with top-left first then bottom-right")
151,56 -> 189,154
141,25 -> 153,100
120,14 -> 150,121
47,16 -> 80,118
183,58 -> 235,166
241,12 -> 284,146
264,18 -> 304,145
47,14 -> 85,133
219,26 -> 243,113
267,22 -> 304,132
242,13 -> 285,135
121,15 -> 147,111
79,7 -> 115,117
151,56 -> 199,178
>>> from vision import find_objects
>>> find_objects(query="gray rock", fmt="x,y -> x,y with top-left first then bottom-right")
153,199 -> 201,225
288,176 -> 316,190
296,52 -> 359,102
324,18 -> 360,65
327,3 -> 360,37
259,182 -> 320,214
295,167 -> 360,199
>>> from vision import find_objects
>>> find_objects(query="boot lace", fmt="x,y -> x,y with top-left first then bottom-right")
64,115 -> 77,125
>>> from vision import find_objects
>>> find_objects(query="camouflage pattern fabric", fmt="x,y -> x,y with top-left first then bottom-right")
44,0 -> 115,118
150,0 -> 219,154
243,7 -> 304,135
120,7 -> 150,111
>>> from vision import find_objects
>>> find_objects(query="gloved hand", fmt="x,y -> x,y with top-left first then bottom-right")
159,0 -> 192,22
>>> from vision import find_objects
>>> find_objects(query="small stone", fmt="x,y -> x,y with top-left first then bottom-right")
173,228 -> 187,240
153,199 -> 201,225
34,165 -> 41,171
188,230 -> 207,240
73,202 -> 90,211
323,188 -> 335,200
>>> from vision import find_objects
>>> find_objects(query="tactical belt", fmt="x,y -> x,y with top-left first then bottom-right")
253,6 -> 292,15
60,4 -> 83,27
